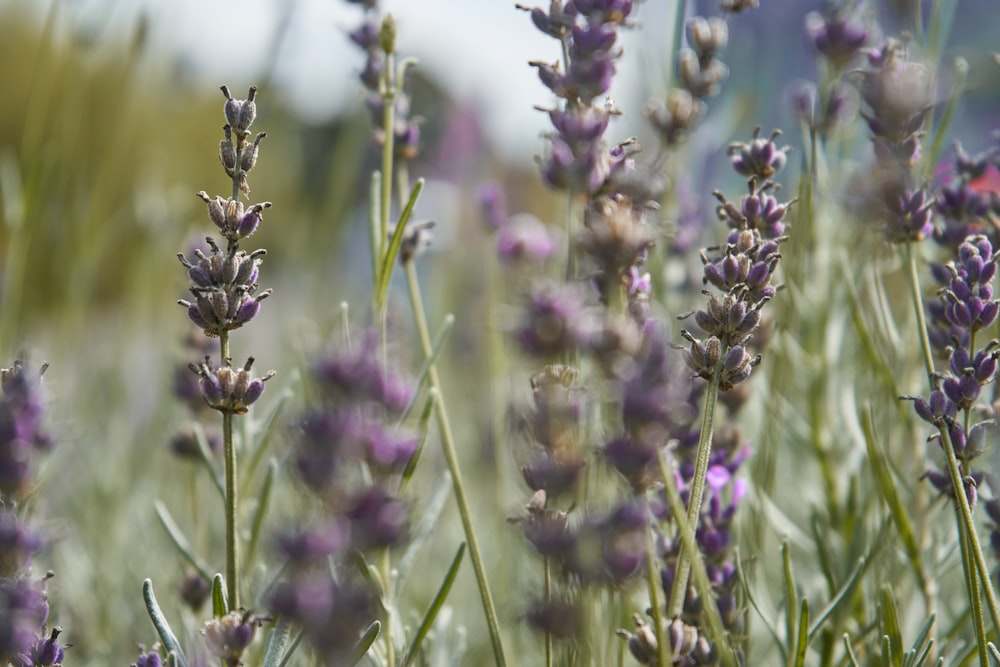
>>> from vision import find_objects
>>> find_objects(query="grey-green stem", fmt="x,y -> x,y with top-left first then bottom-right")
667,346 -> 724,618
903,242 -> 1000,643
220,330 -> 239,611
403,260 -> 508,667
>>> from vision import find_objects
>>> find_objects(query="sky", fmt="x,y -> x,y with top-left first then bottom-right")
33,0 -> 677,164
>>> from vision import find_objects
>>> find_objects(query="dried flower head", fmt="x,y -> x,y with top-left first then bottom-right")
188,357 -> 275,415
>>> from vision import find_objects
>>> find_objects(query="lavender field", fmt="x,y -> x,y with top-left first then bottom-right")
1,0 -> 1000,665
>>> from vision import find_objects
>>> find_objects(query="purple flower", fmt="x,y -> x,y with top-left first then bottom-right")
804,10 -> 868,68
0,579 -> 48,665
477,182 -> 509,231
496,214 -> 556,263
202,610 -> 265,667
14,628 -> 65,667
188,357 -> 275,415
728,128 -> 789,180
518,282 -> 599,357
312,331 -> 412,412
344,487 -> 409,551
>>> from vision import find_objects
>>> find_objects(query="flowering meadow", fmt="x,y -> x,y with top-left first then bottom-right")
1,0 -> 999,665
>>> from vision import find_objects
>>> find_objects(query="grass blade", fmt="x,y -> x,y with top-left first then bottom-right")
398,313 -> 455,426
350,621 -> 382,666
375,178 -> 424,309
212,573 -> 227,619
397,471 -> 452,591
261,615 -> 294,667
402,542 -> 467,667
861,407 -> 929,594
793,598 -> 810,667
154,500 -> 213,582
142,579 -> 189,667
246,458 -> 278,571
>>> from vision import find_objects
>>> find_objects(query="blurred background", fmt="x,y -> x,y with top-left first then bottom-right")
0,0 -> 998,663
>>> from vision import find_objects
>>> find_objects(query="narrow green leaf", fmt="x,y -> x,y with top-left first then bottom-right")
882,635 -> 893,667
375,177 -> 424,309
735,548 -> 785,656
397,472 -> 452,590
904,614 -> 936,667
369,170 -> 382,286
350,621 -> 382,666
862,408 -> 928,593
142,579 -> 189,667
243,374 -> 297,491
879,586 -> 904,667
843,633 -> 861,667
154,500 -> 212,582
782,541 -> 797,661
276,629 -> 304,667
247,458 -> 278,570
989,642 -> 1000,665
808,557 -> 867,641
399,396 -> 435,494
261,615 -> 294,667
398,313 -> 455,426
841,259 -> 908,422
402,542 -> 467,667
793,598 -> 810,667
212,573 -> 227,619
190,421 -> 225,501
352,550 -> 381,591
925,57 -> 967,181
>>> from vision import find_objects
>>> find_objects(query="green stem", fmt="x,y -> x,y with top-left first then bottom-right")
544,557 -> 553,667
903,242 -> 935,615
382,547 -> 395,667
644,509 -> 668,667
904,243 -> 936,387
403,261 -> 507,667
941,425 -> 1000,637
380,53 -> 396,264
668,347 -> 724,618
219,330 -> 239,611
904,242 -> 1000,639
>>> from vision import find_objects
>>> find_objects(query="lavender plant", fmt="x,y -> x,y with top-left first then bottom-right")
0,360 -> 66,667
6,0 -> 1000,665
136,86 -> 278,667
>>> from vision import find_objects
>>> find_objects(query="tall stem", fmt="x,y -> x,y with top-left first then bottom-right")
644,508 -> 667,667
544,557 -> 553,667
903,242 -> 1000,639
403,261 -> 508,666
668,349 -> 724,618
219,330 -> 239,611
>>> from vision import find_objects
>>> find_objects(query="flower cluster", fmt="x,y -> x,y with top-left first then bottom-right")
346,0 -> 420,160
520,0 -> 633,196
0,361 -> 67,666
271,331 -> 415,656
934,142 -> 1000,249
795,4 -> 866,137
604,332 -> 695,493
909,235 -> 1000,509
201,610 -> 267,667
512,364 -> 587,500
926,142 -> 1000,354
682,129 -> 790,391
188,356 -> 275,415
178,88 -> 274,338
648,6 -> 756,150
852,38 -> 935,243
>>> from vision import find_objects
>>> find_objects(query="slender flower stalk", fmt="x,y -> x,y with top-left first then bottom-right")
403,260 -> 508,667
179,85 -> 276,613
